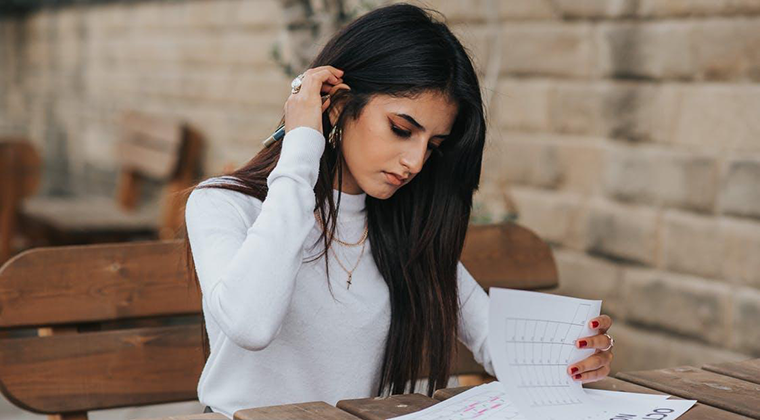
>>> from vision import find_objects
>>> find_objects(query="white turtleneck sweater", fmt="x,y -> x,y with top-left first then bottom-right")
184,126 -> 494,419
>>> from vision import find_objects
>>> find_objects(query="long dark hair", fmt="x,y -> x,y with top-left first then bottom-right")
183,3 -> 487,398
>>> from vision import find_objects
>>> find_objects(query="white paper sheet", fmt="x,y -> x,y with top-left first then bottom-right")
489,288 -> 604,420
593,397 -> 697,420
585,388 -> 670,402
388,382 -> 695,420
387,288 -> 697,420
390,382 -> 523,420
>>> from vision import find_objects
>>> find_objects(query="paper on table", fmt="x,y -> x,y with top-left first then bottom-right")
593,396 -> 697,420
489,288 -> 604,420
388,382 -> 524,420
585,388 -> 670,402
388,382 -> 695,420
388,287 -> 697,420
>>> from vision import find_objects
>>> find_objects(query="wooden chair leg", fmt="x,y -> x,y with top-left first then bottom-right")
0,206 -> 12,264
47,413 -> 88,420
0,168 -> 19,264
159,179 -> 191,240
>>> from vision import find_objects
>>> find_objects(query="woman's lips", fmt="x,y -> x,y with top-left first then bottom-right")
383,171 -> 404,186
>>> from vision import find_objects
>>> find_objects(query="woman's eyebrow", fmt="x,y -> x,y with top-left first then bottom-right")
393,113 -> 450,138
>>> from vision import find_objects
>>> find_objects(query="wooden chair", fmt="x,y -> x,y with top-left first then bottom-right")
453,223 -> 557,385
20,111 -> 203,246
0,240 -> 206,420
0,222 -> 556,419
0,139 -> 42,264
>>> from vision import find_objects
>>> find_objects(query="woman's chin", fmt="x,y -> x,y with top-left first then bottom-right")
365,183 -> 398,200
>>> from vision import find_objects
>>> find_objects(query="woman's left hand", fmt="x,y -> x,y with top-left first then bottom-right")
566,315 -> 614,384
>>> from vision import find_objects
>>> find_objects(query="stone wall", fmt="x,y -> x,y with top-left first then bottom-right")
1,0 -> 758,373
432,0 -> 760,372
0,0 -> 291,198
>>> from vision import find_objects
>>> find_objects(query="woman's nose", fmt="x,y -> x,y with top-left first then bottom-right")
400,140 -> 428,175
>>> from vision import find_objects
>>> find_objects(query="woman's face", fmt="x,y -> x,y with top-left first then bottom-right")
331,91 -> 458,199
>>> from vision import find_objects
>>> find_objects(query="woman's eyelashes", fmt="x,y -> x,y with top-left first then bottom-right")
390,124 -> 442,154
390,124 -> 411,138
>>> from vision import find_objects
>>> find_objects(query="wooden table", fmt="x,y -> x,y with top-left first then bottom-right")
147,358 -> 760,420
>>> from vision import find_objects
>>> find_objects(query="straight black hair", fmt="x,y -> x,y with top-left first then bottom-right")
183,2 -> 487,398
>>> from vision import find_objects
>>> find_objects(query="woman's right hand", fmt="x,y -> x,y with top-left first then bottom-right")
284,66 -> 349,135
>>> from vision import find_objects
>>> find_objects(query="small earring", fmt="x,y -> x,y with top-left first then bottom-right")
328,125 -> 342,148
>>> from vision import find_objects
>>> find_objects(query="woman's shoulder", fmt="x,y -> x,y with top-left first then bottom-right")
185,176 -> 264,224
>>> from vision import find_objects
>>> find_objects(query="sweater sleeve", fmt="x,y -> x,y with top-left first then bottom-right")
185,126 -> 325,351
457,261 -> 496,377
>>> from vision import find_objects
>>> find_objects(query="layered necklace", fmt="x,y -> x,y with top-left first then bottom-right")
314,212 -> 369,290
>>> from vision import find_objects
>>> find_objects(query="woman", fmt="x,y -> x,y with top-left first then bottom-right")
184,3 -> 614,418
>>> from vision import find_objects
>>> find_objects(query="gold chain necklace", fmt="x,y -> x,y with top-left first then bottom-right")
314,212 -> 368,289
330,240 -> 366,289
314,212 -> 368,246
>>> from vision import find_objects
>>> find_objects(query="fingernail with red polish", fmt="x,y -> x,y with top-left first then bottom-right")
591,321 -> 599,328
574,374 -> 582,380
578,340 -> 587,348
570,367 -> 579,374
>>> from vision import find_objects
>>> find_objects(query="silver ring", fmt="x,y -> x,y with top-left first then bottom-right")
291,73 -> 305,94
601,333 -> 614,352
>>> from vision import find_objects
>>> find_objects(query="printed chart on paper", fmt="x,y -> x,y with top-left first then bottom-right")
489,288 -> 604,420
389,288 -> 697,420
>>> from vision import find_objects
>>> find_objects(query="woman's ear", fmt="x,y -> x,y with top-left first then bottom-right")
328,101 -> 344,127
327,84 -> 351,126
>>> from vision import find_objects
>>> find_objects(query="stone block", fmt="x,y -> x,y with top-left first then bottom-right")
550,249 -> 624,318
672,84 -> 760,151
510,187 -> 585,248
494,135 -> 561,189
498,0 -> 558,20
661,210 -> 722,280
692,18 -> 760,81
719,158 -> 760,220
179,0 -> 233,29
234,0 -> 282,29
494,133 -> 607,195
131,1 -> 165,29
603,144 -> 718,213
501,23 -> 595,78
555,137 -> 608,195
548,83 -> 610,136
585,199 -> 659,265
637,0 -> 760,17
425,0 -> 564,23
720,217 -> 760,289
175,33 -> 225,64
221,31 -> 279,67
732,286 -> 760,354
551,0 -> 638,18
546,82 -> 681,142
421,0 -> 488,22
610,323 -> 749,374
494,79 -> 552,133
596,21 -> 693,80
225,69 -> 291,109
623,268 -> 732,345
119,36 -> 166,63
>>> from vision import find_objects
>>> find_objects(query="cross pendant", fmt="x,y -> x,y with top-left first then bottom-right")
347,273 -> 352,290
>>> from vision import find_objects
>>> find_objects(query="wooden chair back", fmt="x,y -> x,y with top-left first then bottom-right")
0,222 -> 556,418
461,222 -> 558,291
18,113 -> 203,247
0,240 -> 202,419
115,112 -> 203,239
0,140 -> 42,263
